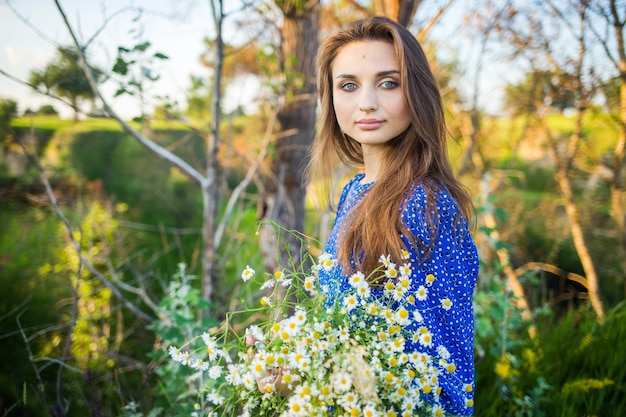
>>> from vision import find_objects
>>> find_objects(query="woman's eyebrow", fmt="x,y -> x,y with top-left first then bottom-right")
334,69 -> 400,79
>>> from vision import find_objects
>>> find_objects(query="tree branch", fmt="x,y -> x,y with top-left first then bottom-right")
53,0 -> 206,187
17,138 -> 153,322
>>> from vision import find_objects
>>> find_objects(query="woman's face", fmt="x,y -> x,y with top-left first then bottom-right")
331,40 -> 411,151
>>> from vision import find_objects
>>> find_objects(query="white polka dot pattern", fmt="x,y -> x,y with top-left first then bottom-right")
319,173 -> 479,416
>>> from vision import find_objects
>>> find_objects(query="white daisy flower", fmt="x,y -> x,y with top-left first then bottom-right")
240,265 -> 255,281
379,254 -> 393,267
260,296 -> 273,307
332,371 -> 353,392
415,285 -> 428,301
208,365 -> 222,379
318,252 -> 335,271
436,345 -> 451,360
206,389 -> 225,405
348,271 -> 366,288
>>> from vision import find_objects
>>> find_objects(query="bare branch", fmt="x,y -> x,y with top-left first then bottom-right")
214,107 -> 280,249
53,0 -> 206,187
417,0 -> 455,43
17,139 -> 153,322
0,67 -> 77,111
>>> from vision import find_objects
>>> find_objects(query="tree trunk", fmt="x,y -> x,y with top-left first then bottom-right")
201,0 -> 224,302
259,1 -> 320,304
374,0 -> 421,27
609,0 -> 626,299
543,113 -> 605,321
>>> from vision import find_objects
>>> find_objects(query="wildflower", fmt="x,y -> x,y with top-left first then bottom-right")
362,404 -> 378,417
385,265 -> 399,279
294,383 -> 313,401
286,395 -> 308,417
339,391 -> 359,407
401,249 -> 410,260
180,350 -> 192,366
202,333 -> 220,361
343,295 -> 359,311
415,285 -> 428,301
260,278 -> 276,290
390,336 -> 406,352
445,362 -> 456,373
413,311 -> 424,323
397,274 -> 411,290
207,389 -> 225,405
318,252 -> 335,271
441,298 -> 452,311
349,271 -> 366,288
208,365 -> 223,379
379,254 -> 394,267
432,404 -> 445,417
168,346 -> 183,362
333,371 -> 353,392
225,364 -> 242,385
425,273 -> 436,286
290,350 -> 312,372
250,357 -> 266,377
292,308 -> 307,326
419,330 -> 433,347
338,326 -> 350,342
241,265 -> 255,281
241,372 -> 256,390
436,346 -> 450,360
170,250 -> 449,417
190,358 -> 209,371
303,275 -> 317,294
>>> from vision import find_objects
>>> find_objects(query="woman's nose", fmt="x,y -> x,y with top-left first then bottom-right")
358,87 -> 378,112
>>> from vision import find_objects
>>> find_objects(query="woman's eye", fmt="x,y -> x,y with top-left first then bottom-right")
341,82 -> 358,91
380,80 -> 399,89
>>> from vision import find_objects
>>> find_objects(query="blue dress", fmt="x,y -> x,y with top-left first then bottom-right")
319,173 -> 479,416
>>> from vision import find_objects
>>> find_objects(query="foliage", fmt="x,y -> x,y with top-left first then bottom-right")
111,40 -> 169,119
144,263 -> 216,416
0,98 -> 17,142
2,108 -> 625,416
28,46 -> 104,117
36,104 -> 59,116
109,12 -> 169,123
474,189 -> 552,417
0,204 -> 68,415
167,233 -> 466,417
503,70 -> 578,117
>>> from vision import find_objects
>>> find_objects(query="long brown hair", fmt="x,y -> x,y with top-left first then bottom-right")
308,16 -> 473,277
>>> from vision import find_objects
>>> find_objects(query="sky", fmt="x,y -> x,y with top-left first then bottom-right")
0,0 -> 510,119
0,0 -> 260,118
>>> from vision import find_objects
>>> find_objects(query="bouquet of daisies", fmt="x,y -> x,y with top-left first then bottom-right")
168,252 -> 448,417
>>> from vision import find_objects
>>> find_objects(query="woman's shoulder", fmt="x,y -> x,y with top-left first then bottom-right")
405,179 -> 459,211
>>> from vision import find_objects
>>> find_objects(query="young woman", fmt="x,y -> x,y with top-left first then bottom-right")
309,16 -> 479,416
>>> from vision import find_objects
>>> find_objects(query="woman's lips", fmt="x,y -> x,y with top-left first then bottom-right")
356,119 -> 384,130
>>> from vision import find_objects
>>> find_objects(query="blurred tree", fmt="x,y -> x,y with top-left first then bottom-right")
503,70 -> 578,116
37,104 -> 59,116
28,45 -> 104,120
257,0 -> 320,297
0,98 -> 18,143
590,0 -> 626,296
476,0 -> 617,321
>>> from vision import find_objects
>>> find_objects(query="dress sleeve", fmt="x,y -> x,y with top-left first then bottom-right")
400,185 -> 479,416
